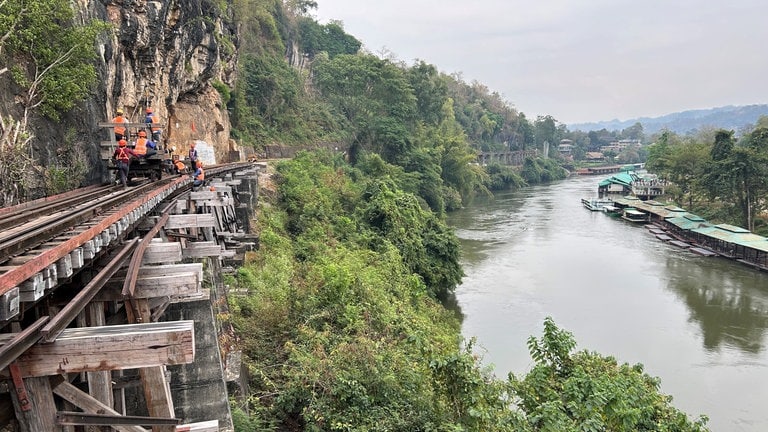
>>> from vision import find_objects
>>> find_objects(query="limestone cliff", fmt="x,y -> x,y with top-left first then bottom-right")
65,0 -> 239,182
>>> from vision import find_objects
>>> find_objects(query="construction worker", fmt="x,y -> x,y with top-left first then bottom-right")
133,130 -> 156,158
172,154 -> 187,174
112,108 -> 128,141
112,139 -> 137,187
188,141 -> 199,166
192,160 -> 205,187
144,108 -> 162,143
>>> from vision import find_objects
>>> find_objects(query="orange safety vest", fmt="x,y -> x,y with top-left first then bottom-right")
134,137 -> 148,155
174,160 -> 186,172
149,115 -> 160,132
112,115 -> 127,135
195,167 -> 205,181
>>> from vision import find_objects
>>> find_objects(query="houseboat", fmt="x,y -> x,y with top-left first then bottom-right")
621,207 -> 648,223
581,197 -> 614,211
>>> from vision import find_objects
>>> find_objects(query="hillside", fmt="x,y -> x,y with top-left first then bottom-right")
569,104 -> 768,134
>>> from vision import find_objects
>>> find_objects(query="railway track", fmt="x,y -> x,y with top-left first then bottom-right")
0,161 -> 260,430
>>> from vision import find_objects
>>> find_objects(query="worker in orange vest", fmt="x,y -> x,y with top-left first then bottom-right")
144,108 -> 162,143
112,108 -> 128,141
171,154 -> 186,174
192,160 -> 205,187
112,139 -> 137,187
133,130 -> 157,158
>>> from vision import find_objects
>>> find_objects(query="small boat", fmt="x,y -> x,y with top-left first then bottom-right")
581,197 -> 614,211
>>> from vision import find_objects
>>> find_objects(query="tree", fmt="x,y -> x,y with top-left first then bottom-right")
511,317 -> 709,432
312,53 -> 417,162
534,115 -> 560,154
621,122 -> 644,142
2,0 -> 109,121
0,0 -> 107,205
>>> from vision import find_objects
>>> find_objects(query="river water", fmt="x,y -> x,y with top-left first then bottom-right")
447,175 -> 768,432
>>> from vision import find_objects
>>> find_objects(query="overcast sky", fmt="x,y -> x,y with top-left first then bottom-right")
313,0 -> 768,125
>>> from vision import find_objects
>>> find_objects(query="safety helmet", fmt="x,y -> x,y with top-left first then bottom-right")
138,130 -> 147,137
196,161 -> 203,167
190,142 -> 195,147
146,108 -> 153,114
116,108 -> 123,114
118,139 -> 127,147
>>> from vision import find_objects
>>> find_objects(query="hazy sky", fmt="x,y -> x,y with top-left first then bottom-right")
313,0 -> 768,125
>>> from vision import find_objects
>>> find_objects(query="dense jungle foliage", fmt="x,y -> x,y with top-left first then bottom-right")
222,1 -> 712,430
228,151 -> 708,431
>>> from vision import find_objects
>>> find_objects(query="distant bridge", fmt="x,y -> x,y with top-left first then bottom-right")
476,150 -> 538,166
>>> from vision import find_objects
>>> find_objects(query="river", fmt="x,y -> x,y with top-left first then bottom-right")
447,175 -> 768,432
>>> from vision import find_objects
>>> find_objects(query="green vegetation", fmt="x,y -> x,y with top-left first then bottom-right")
1,0 -> 109,120
229,153 -> 708,431
646,124 -> 768,234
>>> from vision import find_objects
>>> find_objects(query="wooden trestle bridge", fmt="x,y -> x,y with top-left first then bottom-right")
0,162 -> 261,431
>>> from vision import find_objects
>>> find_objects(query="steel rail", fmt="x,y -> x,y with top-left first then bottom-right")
0,185 -> 116,232
0,179 -> 171,265
0,317 -> 49,372
0,175 -> 188,296
40,238 -> 139,343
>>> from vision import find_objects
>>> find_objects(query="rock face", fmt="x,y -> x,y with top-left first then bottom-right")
63,0 -> 239,182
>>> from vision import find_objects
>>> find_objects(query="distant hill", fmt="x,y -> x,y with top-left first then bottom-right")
569,104 -> 768,135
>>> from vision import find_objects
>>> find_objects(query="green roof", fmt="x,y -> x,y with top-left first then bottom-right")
666,215 -> 710,230
598,172 -> 637,188
691,225 -> 766,245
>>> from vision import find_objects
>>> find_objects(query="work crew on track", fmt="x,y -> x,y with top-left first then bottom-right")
112,108 -> 128,141
113,139 -> 137,187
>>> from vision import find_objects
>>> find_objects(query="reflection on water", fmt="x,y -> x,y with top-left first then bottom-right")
665,257 -> 768,353
448,175 -> 768,432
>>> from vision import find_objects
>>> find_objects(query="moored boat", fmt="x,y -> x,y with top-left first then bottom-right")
581,197 -> 614,211
621,207 -> 648,223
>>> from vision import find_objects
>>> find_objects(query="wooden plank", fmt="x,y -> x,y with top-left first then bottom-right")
166,214 -> 216,229
138,263 -> 203,279
189,191 -> 218,201
11,376 -> 58,431
142,242 -> 183,264
52,378 -> 148,432
96,272 -> 200,300
182,242 -> 222,258
128,298 -> 176,432
13,321 -> 195,377
87,303 -> 114,409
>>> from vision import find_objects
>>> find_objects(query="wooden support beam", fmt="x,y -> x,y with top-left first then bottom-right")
86,302 -> 114,408
56,411 -> 180,427
166,214 -> 216,230
126,299 -> 176,432
142,242 -> 183,264
11,321 -> 195,377
52,378 -> 149,432
96,272 -> 200,300
182,242 -> 223,258
11,375 -> 57,431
